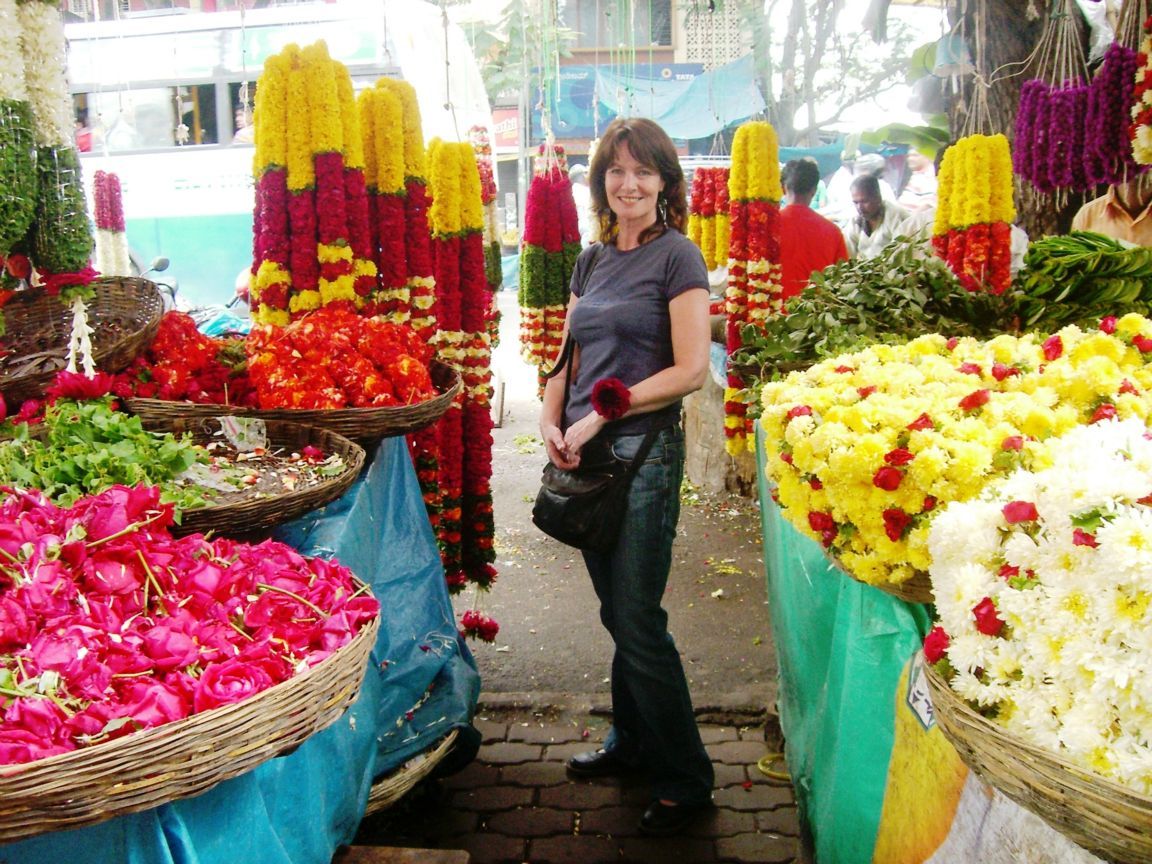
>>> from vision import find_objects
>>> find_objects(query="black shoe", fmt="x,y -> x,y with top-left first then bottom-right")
638,799 -> 713,836
565,748 -> 635,778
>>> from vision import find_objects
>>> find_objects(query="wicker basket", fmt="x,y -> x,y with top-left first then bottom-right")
125,360 -> 461,444
0,277 -> 164,405
831,554 -> 934,605
0,611 -> 380,841
139,416 -> 366,537
924,659 -> 1152,864
364,729 -> 459,815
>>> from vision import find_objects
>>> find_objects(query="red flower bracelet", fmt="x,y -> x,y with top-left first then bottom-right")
591,377 -> 631,420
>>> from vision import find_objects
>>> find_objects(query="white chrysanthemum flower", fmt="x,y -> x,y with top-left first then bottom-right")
17,0 -> 73,147
0,0 -> 27,101
927,499 -> 1004,569
1056,699 -> 1113,760
1095,509 -> 1152,584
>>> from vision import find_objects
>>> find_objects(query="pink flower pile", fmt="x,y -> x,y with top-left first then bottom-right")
0,484 -> 379,766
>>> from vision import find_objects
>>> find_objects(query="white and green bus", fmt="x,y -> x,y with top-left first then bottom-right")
67,0 -> 492,308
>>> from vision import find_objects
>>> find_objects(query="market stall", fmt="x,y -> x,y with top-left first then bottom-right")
0,435 -> 480,863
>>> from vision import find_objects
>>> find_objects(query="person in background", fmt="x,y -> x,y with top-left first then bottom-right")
1071,172 -> 1152,245
852,152 -> 897,203
74,113 -> 92,152
897,148 -> 937,214
778,158 -> 848,297
569,163 -> 595,246
541,116 -> 714,837
843,174 -> 910,259
232,106 -> 255,145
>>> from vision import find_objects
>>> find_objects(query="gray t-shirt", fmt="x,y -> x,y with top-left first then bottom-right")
563,228 -> 708,435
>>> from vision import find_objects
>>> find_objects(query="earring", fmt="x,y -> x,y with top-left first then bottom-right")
658,196 -> 668,223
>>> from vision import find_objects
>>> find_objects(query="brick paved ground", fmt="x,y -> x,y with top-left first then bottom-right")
354,707 -> 803,864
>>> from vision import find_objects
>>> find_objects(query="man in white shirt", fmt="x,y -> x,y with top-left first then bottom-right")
843,175 -> 910,259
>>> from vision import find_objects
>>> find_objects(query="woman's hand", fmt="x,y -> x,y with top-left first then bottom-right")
542,421 -> 581,470
562,411 -> 607,458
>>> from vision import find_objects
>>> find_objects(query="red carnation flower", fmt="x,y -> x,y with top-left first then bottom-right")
946,337 -> 959,350
45,370 -> 116,402
957,362 -> 982,376
884,448 -> 915,466
1134,335 -> 1152,353
1001,435 -> 1024,451
923,626 -> 949,663
1091,403 -> 1118,423
786,404 -> 813,421
972,597 -> 1005,636
882,508 -> 912,542
958,389 -> 990,411
998,564 -> 1019,580
1042,334 -> 1063,360
856,386 -> 877,399
1002,500 -> 1039,523
1072,528 -> 1099,548
907,413 -> 935,431
590,377 -> 631,421
872,466 -> 903,491
1100,316 -> 1118,334
922,496 -> 937,512
1120,379 -> 1140,395
991,362 -> 1019,381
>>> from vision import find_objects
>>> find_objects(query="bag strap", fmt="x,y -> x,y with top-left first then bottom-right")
620,428 -> 661,480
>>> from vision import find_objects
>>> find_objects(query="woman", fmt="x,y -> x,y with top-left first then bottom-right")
538,117 -> 714,835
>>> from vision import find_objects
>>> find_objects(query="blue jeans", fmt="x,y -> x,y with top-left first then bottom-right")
581,425 -> 714,805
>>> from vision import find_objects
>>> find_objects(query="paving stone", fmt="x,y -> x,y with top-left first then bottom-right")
480,741 -> 544,764
415,808 -> 479,839
440,761 -> 501,791
686,807 -> 757,838
449,785 -> 534,813
707,739 -> 775,766
756,807 -> 802,836
578,804 -> 642,837
473,718 -> 508,744
699,726 -> 741,745
618,835 -> 717,863
485,806 -> 574,838
715,831 -> 801,863
714,783 -> 797,812
713,762 -> 748,788
499,761 -> 571,787
450,832 -> 527,864
541,741 -> 598,762
537,781 -> 621,810
506,723 -> 588,745
527,835 -> 623,864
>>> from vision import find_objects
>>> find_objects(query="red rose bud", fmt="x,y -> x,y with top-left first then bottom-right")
834,365 -> 854,373
907,412 -> 935,431
991,362 -> 1019,381
1091,403 -> 1117,423
1002,500 -> 1039,523
923,626 -> 950,663
922,496 -> 937,512
998,564 -> 1020,580
786,404 -> 813,421
1100,316 -> 1118,334
882,508 -> 912,542
808,477 -> 823,490
1042,334 -> 1063,360
1072,528 -> 1099,548
946,337 -> 959,350
1120,379 -> 1140,395
959,389 -> 990,411
779,451 -> 794,465
872,466 -> 903,490
4,254 -> 30,280
957,362 -> 982,375
972,597 -> 1005,636
884,448 -> 915,466
1001,435 -> 1024,451
856,386 -> 877,399
1135,334 -> 1152,353
807,511 -> 835,533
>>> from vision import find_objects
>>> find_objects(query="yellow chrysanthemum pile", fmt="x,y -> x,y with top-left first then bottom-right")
760,314 -> 1152,587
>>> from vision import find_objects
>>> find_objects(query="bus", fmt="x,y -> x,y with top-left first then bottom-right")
67,0 -> 492,308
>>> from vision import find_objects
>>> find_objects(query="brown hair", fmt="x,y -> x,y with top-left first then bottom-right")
588,117 -> 687,245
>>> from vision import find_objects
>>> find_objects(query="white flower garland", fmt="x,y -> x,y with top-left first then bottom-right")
0,0 -> 27,101
94,227 -> 130,277
929,418 -> 1152,794
17,0 -> 72,148
65,294 -> 95,376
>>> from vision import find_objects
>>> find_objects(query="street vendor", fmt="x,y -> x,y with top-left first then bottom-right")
1071,172 -> 1152,245
842,174 -> 910,259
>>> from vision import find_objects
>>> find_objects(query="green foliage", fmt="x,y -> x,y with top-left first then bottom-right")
861,122 -> 950,159
0,100 -> 37,255
31,145 -> 93,275
460,0 -> 576,104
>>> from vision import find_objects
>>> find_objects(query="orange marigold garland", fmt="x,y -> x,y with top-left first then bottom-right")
725,122 -> 783,455
931,134 -> 1015,295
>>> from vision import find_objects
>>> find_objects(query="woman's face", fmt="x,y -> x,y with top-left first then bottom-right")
604,141 -> 664,225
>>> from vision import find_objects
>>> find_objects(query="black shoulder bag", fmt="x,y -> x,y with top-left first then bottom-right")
530,246 -> 659,554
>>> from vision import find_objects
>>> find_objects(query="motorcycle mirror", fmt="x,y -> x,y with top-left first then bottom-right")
147,256 -> 170,274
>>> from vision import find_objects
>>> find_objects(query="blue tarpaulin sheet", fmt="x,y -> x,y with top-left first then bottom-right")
0,437 -> 480,864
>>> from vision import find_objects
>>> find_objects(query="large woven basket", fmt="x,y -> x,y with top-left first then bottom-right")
364,729 -> 459,815
924,659 -> 1152,863
831,554 -> 934,605
140,416 -> 366,537
0,277 -> 164,405
125,359 -> 461,444
0,611 -> 380,841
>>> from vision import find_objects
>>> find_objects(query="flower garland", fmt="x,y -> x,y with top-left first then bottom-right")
468,124 -> 502,348
1132,16 -> 1152,165
931,134 -> 1014,295
1086,42 -> 1143,185
249,41 -> 376,325
725,121 -> 783,455
760,314 -> 1152,589
359,82 -> 408,320
518,163 -> 580,384
93,170 -> 130,277
926,418 -> 1152,794
687,166 -> 730,271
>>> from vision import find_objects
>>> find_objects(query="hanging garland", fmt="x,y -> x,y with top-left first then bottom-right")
359,82 -> 409,320
687,166 -> 730,271
724,121 -> 782,455
93,170 -> 129,277
468,124 -> 502,348
1132,14 -> 1152,165
932,133 -> 1015,295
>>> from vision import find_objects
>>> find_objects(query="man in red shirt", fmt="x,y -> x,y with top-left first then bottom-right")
778,158 -> 848,298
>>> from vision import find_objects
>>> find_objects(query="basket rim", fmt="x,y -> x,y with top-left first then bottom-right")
363,728 -> 459,814
829,553 -> 934,604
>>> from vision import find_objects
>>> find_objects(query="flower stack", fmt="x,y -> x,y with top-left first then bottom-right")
687,166 -> 730,272
249,41 -> 376,326
93,170 -> 129,277
760,314 -> 1152,590
425,140 -> 498,624
926,418 -> 1152,794
517,161 -> 580,383
931,134 -> 1015,295
1132,17 -> 1152,165
725,121 -> 783,455
468,124 -> 502,346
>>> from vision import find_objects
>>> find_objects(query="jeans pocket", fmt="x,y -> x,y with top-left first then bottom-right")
609,427 -> 681,465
